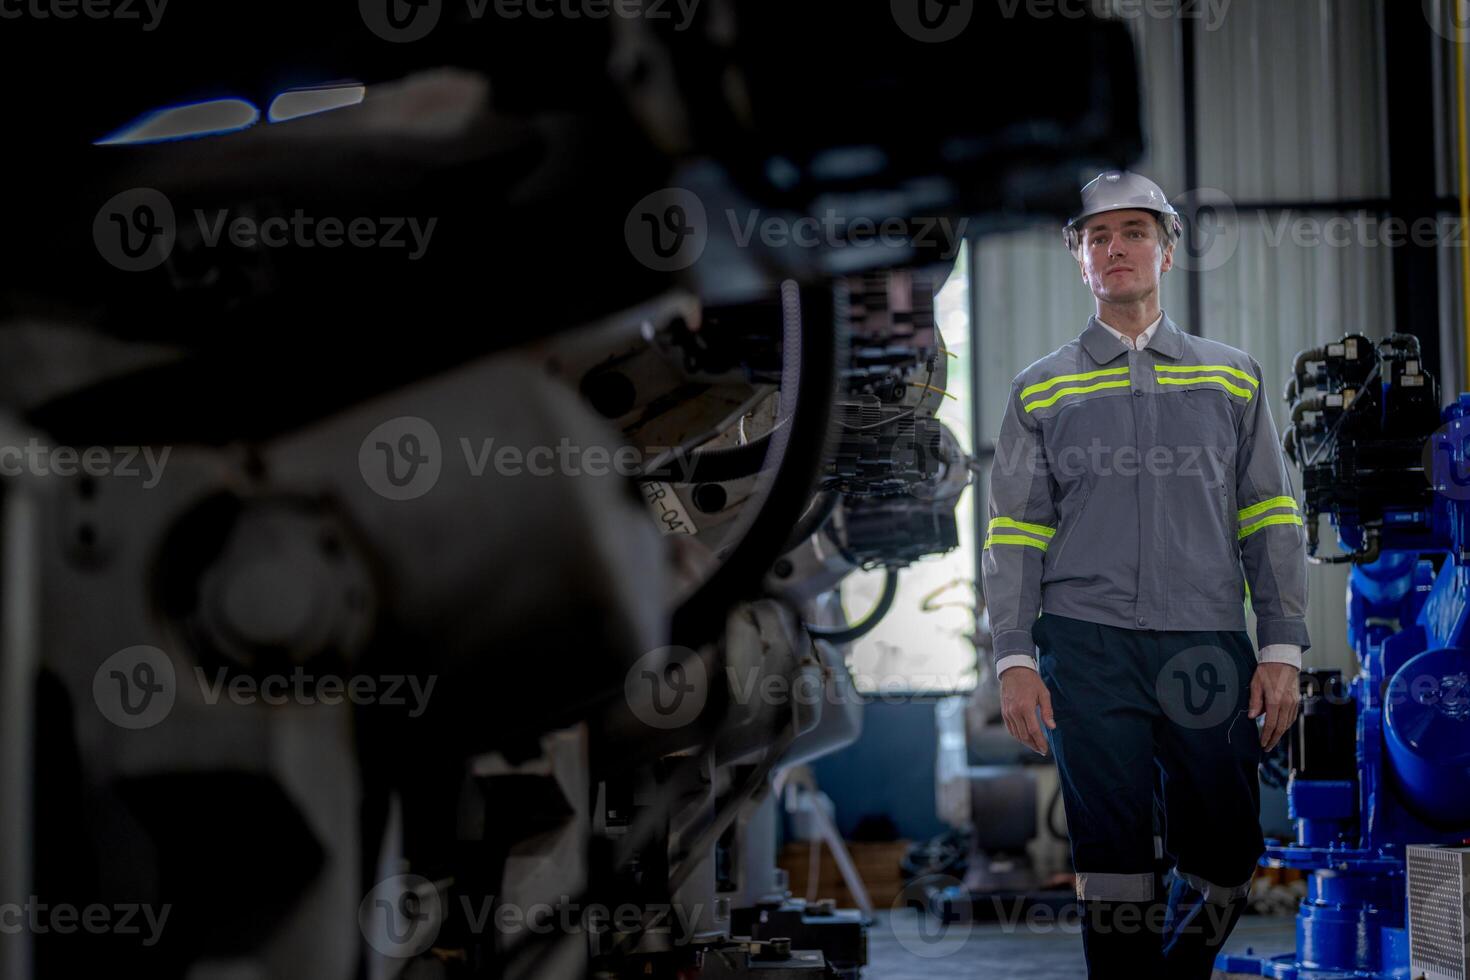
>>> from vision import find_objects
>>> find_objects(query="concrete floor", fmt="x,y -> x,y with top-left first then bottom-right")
866,908 -> 1297,978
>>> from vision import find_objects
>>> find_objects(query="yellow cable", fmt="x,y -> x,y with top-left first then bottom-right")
916,383 -> 958,401
1457,30 -> 1470,385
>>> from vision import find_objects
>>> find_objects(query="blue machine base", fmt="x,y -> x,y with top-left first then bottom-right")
1210,842 -> 1412,979
1215,949 -> 1387,979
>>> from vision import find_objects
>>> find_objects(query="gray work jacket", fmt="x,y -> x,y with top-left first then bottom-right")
980,314 -> 1310,672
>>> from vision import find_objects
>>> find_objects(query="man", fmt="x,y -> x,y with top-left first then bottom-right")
980,171 -> 1308,978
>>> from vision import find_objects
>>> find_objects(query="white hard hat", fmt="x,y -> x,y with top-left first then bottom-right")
1063,170 -> 1183,252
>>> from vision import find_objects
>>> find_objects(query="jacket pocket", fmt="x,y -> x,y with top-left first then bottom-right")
1044,483 -> 1093,574
1163,386 -> 1238,460
1169,475 -> 1241,604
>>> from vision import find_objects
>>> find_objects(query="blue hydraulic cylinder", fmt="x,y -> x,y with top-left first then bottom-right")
1383,646 -> 1470,826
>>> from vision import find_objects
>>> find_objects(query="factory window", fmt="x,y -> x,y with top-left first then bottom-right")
840,242 -> 977,695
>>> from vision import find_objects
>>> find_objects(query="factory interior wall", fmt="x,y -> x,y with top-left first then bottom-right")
1435,6 -> 1468,400
806,697 -> 949,845
1191,0 -> 1388,678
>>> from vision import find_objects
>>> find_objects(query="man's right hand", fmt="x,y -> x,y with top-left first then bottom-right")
1000,666 -> 1056,755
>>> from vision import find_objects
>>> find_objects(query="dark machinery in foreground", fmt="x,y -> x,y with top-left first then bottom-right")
1,3 -> 1146,978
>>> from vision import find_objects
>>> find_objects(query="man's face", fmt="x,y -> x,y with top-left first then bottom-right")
1076,208 -> 1173,303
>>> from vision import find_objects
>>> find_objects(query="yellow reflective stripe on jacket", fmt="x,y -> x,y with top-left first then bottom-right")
1238,513 -> 1304,540
1023,377 -> 1131,412
1153,363 -> 1260,387
983,516 -> 1056,551
987,517 -> 1057,539
1020,365 -> 1129,401
1154,374 -> 1254,400
983,533 -> 1050,551
1237,495 -> 1298,522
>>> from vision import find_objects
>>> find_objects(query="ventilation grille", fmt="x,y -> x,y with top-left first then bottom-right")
1408,845 -> 1470,980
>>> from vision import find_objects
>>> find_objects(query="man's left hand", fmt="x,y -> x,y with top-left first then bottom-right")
1249,661 -> 1300,751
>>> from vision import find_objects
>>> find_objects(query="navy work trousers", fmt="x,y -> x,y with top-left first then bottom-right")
1033,612 -> 1266,979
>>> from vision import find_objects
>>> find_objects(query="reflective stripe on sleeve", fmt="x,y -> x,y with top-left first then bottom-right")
984,516 -> 1056,551
983,533 -> 1049,551
1237,495 -> 1298,522
988,517 -> 1057,538
1239,513 -> 1304,540
1237,495 -> 1303,539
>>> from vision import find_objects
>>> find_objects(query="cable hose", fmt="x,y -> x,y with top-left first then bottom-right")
781,491 -> 840,554
639,432 -> 774,484
806,567 -> 899,644
670,281 -> 840,648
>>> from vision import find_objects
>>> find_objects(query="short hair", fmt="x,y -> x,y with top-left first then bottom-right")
1154,213 -> 1180,249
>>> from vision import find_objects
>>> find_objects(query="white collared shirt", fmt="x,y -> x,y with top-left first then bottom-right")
1097,312 -> 1162,351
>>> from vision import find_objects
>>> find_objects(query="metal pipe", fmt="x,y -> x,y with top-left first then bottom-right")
666,725 -> 795,897
0,474 -> 40,980
1293,347 -> 1326,389
1291,395 -> 1326,426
